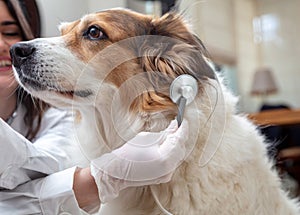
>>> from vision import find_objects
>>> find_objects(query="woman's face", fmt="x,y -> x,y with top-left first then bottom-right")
0,0 -> 22,96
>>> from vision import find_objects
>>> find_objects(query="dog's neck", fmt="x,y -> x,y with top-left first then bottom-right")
75,77 -> 232,164
76,101 -> 176,161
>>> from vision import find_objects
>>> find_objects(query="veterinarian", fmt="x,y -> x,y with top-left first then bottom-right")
0,1 -> 189,214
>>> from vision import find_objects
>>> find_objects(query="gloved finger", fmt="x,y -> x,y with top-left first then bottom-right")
158,119 -> 188,158
173,119 -> 189,143
163,119 -> 178,134
164,119 -> 189,145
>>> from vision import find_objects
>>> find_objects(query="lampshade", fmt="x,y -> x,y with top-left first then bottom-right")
250,67 -> 278,96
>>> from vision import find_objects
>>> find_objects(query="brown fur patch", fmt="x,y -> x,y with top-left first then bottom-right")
59,9 -> 215,115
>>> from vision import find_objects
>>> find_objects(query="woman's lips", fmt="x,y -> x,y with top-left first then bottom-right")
0,66 -> 12,72
0,57 -> 12,72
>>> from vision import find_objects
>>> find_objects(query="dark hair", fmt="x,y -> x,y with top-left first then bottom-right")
5,0 -> 41,39
5,0 -> 50,140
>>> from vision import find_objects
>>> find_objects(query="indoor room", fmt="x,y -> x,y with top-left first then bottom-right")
1,0 -> 299,214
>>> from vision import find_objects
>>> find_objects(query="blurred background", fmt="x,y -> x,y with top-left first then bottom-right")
35,0 -> 300,196
35,0 -> 300,114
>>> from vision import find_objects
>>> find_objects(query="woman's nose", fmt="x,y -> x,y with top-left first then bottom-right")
0,34 -> 10,52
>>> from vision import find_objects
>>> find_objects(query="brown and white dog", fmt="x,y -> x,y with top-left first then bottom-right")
11,8 -> 300,215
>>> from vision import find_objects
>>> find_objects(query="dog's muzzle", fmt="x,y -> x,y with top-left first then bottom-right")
10,42 -> 36,68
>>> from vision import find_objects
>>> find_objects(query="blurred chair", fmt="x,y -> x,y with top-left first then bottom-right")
277,146 -> 300,196
248,108 -> 300,196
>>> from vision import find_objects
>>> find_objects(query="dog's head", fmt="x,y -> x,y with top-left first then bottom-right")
11,8 -> 217,135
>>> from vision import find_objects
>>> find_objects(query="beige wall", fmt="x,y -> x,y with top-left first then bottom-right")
36,0 -> 89,37
180,0 -> 258,112
36,0 -> 126,37
179,0 -> 237,65
234,0 -> 258,112
256,0 -> 300,110
180,0 -> 300,113
87,0 -> 126,13
36,0 -> 299,112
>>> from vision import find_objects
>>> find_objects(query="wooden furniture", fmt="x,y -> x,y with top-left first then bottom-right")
277,146 -> 300,196
248,108 -> 300,196
248,108 -> 300,126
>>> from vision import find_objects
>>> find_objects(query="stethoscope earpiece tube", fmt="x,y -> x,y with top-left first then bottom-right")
176,96 -> 187,126
170,74 -> 198,127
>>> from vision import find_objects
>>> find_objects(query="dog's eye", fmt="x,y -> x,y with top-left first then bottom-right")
84,25 -> 107,40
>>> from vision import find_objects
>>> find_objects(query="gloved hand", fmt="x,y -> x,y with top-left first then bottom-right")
90,119 -> 189,203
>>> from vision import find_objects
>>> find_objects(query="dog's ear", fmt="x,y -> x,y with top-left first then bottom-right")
135,12 -> 215,113
144,12 -> 215,79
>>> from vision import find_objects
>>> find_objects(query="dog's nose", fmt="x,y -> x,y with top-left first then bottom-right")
10,43 -> 36,68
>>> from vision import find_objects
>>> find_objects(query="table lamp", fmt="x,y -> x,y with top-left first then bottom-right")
250,67 -> 278,109
251,67 -> 278,96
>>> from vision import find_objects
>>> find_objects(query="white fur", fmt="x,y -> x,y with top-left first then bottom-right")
97,76 -> 300,215
14,12 -> 300,215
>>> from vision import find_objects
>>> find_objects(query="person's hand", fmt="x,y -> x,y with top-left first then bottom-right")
90,119 -> 189,203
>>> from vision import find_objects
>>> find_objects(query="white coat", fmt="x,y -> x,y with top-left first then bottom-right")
0,105 -> 89,215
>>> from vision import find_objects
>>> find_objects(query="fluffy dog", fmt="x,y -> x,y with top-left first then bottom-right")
11,8 -> 300,215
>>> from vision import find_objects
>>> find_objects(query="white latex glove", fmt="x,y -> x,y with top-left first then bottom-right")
90,119 -> 189,203
0,118 -> 27,174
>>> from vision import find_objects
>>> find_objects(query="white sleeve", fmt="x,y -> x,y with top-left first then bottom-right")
0,167 -> 88,215
0,108 -> 88,189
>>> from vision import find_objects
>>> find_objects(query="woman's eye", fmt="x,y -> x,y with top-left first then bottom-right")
85,26 -> 107,40
3,32 -> 20,37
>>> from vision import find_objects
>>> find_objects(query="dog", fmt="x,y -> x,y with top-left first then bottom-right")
11,8 -> 300,215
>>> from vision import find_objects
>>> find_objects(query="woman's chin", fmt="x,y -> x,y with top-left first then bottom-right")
0,70 -> 18,94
